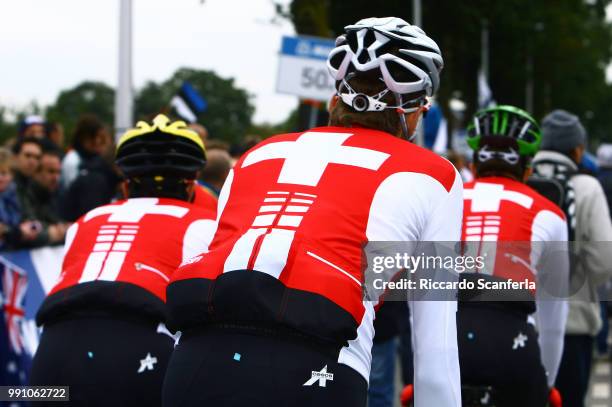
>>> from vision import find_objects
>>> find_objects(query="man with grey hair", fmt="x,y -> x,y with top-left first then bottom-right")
532,109 -> 612,407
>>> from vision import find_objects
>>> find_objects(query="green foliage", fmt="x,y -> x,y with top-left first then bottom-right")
285,0 -> 612,143
0,101 -> 47,145
248,107 -> 299,138
45,81 -> 115,146
0,68 -> 260,147
287,0 -> 332,37
134,68 -> 255,144
0,107 -> 18,145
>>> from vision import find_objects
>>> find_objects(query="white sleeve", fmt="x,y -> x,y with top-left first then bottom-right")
182,219 -> 217,263
63,222 -> 79,258
533,210 -> 569,388
412,170 -> 463,407
181,169 -> 235,263
366,169 -> 463,407
216,169 -> 234,221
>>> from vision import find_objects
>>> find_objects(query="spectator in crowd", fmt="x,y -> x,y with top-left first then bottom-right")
7,140 -> 58,247
11,137 -> 42,200
198,148 -> 232,198
191,139 -> 230,210
595,143 -> 612,357
18,149 -> 69,247
597,143 -> 612,205
19,115 -> 46,138
45,122 -> 65,152
17,115 -> 59,152
60,114 -> 120,221
533,110 -> 612,407
446,150 -> 474,183
369,300 -> 411,407
0,148 -> 24,248
61,114 -> 109,189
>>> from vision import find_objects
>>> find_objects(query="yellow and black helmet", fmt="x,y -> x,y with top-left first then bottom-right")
116,114 -> 206,179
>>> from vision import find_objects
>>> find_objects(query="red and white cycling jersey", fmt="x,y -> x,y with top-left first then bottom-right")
169,126 -> 464,406
461,176 -> 569,387
462,176 -> 567,283
37,197 -> 216,325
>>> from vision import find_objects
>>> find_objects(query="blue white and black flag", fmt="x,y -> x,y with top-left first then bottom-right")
170,82 -> 207,123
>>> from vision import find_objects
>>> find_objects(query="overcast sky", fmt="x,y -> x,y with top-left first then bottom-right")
0,0 -> 296,124
2,1 -> 612,125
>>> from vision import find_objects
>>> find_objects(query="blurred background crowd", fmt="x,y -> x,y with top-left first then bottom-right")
2,1 -> 612,405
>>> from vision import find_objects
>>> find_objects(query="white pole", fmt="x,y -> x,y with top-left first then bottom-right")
115,0 -> 133,142
413,0 -> 422,27
481,19 -> 489,83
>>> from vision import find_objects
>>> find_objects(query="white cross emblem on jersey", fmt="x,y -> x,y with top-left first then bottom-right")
464,182 -> 534,213
84,198 -> 189,223
241,131 -> 390,186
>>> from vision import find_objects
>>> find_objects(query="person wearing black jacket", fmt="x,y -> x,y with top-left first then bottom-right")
60,114 -> 120,221
19,149 -> 69,247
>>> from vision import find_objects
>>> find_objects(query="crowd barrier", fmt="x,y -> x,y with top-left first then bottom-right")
1,246 -> 63,386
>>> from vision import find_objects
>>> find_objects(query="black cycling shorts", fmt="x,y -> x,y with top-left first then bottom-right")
29,316 -> 175,407
457,304 -> 549,407
162,327 -> 368,407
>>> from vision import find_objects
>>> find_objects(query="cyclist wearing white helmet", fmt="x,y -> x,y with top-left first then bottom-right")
164,17 -> 462,407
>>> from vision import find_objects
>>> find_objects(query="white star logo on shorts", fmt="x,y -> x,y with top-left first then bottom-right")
512,333 -> 528,350
137,353 -> 158,373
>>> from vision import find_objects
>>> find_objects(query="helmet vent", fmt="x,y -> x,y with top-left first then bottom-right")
363,30 -> 376,48
357,49 -> 370,64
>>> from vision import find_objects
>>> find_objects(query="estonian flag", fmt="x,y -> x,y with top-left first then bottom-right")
170,82 -> 207,123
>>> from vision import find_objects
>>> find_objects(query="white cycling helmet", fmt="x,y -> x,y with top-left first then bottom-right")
327,17 -> 443,139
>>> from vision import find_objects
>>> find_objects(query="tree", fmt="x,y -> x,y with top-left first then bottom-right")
0,107 -> 18,145
283,0 -> 612,143
46,81 -> 115,145
135,68 -> 255,144
0,101 -> 48,145
248,107 -> 299,138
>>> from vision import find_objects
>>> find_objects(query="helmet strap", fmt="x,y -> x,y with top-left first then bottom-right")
393,92 -> 409,140
394,92 -> 427,142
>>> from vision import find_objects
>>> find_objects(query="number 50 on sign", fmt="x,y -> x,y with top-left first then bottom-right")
276,35 -> 336,102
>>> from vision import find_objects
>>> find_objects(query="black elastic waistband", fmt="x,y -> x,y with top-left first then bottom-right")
459,301 -> 534,321
44,309 -> 160,330
184,322 -> 343,359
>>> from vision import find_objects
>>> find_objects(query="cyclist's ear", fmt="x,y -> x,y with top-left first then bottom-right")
470,162 -> 477,178
522,167 -> 533,182
402,106 -> 427,138
120,181 -> 129,200
328,95 -> 339,113
185,180 -> 196,202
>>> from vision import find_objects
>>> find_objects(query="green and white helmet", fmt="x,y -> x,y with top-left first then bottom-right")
467,105 -> 541,157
